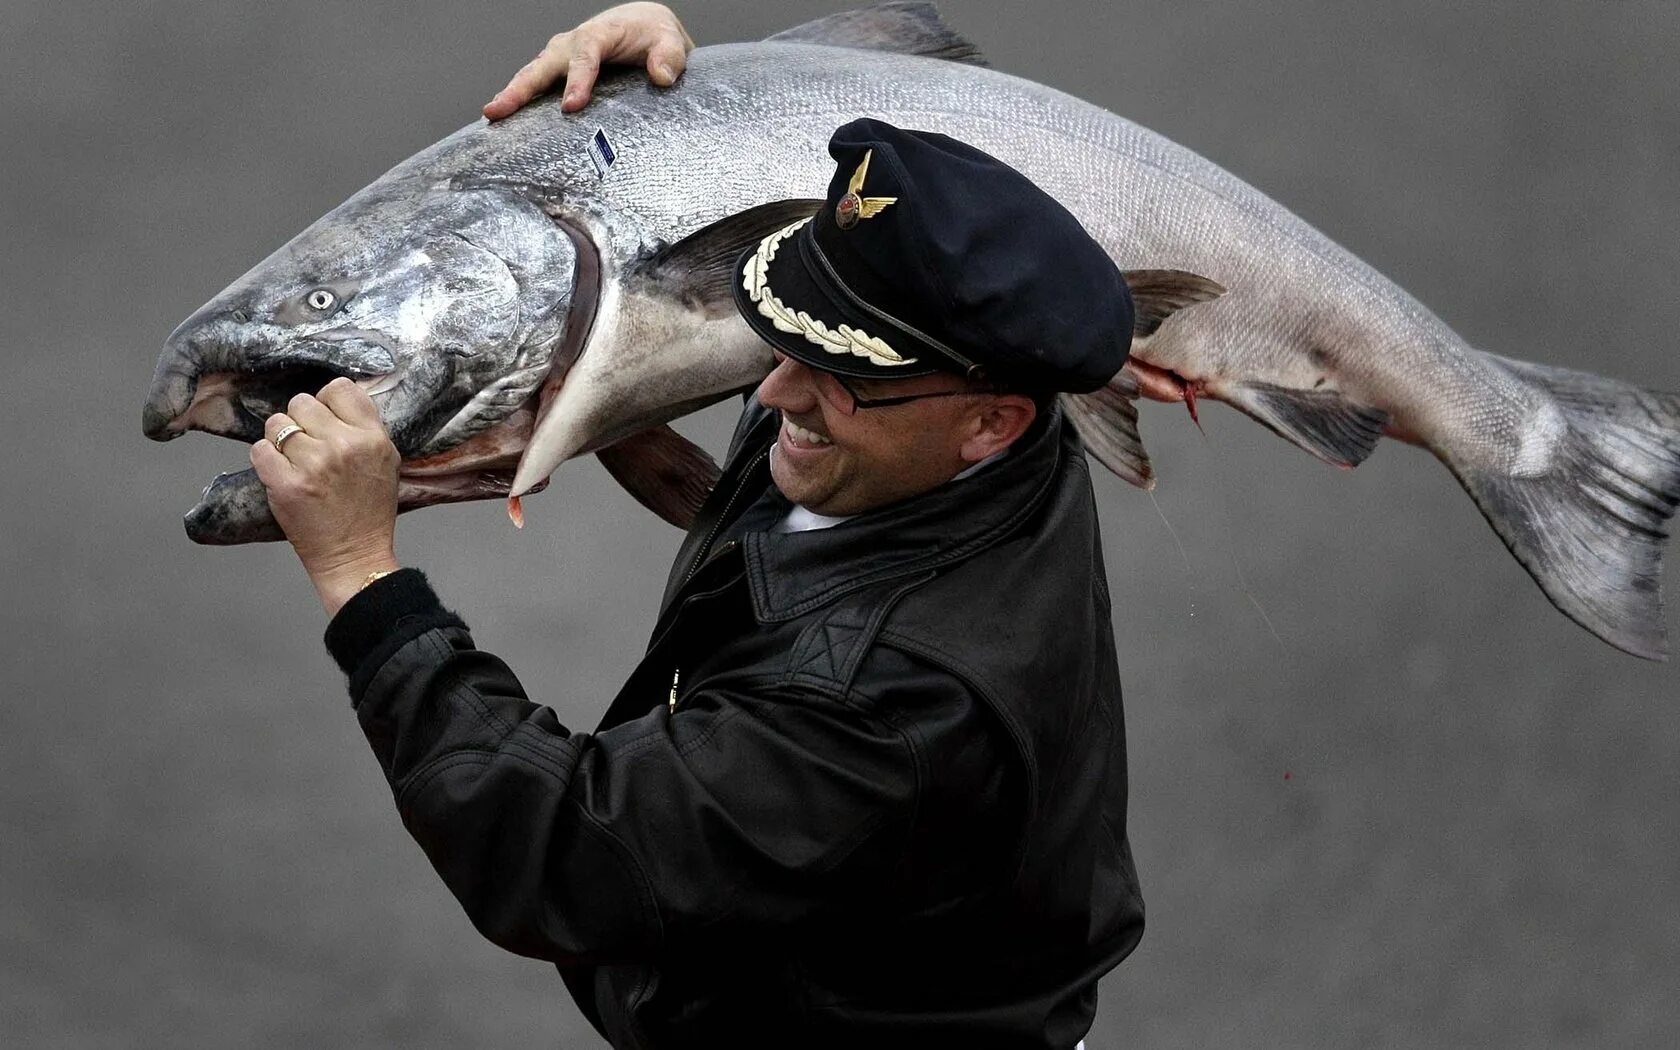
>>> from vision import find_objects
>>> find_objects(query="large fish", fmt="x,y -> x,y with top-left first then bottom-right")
141,3 -> 1680,659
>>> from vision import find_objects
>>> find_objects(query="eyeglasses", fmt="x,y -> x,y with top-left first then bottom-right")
827,372 -> 975,414
773,352 -> 978,415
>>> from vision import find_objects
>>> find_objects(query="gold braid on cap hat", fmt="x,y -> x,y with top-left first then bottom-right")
740,217 -> 917,368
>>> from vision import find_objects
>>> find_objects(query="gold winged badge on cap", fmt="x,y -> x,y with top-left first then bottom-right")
834,150 -> 898,230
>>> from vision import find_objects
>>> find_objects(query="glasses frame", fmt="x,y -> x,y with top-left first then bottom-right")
827,372 -> 977,414
773,349 -> 986,414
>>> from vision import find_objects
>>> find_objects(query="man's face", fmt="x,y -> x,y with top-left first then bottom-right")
755,352 -> 997,516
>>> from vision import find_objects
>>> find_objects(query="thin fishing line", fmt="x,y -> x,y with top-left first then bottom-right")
1229,546 -> 1286,650
1148,488 -> 1192,577
1187,414 -> 1289,651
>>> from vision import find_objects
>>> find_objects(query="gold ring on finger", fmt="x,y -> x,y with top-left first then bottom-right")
273,423 -> 305,453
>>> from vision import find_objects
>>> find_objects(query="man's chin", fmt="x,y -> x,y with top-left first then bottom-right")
769,446 -> 835,512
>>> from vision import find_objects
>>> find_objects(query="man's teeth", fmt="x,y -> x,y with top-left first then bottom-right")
786,420 -> 831,446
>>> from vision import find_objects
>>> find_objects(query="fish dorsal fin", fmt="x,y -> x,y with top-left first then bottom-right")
765,2 -> 989,66
636,199 -> 823,315
1121,269 -> 1227,337
596,424 -> 722,529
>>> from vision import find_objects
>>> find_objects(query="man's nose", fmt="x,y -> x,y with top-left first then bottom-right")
756,353 -> 819,413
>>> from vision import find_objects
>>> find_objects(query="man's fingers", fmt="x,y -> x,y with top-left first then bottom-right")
485,62 -> 561,120
486,5 -> 694,119
482,86 -> 529,121
250,437 -> 298,489
560,22 -> 624,110
652,8 -> 696,83
560,57 -> 598,111
265,411 -> 305,445
484,35 -> 573,120
283,392 -> 344,439
262,409 -> 319,465
315,376 -> 385,431
646,32 -> 689,86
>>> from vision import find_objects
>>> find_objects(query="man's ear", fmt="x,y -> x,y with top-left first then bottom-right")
959,395 -> 1038,463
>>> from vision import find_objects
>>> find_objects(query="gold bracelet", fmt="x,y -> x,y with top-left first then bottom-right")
361,569 -> 398,591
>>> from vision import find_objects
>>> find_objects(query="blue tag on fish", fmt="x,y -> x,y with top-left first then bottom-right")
588,128 -> 617,178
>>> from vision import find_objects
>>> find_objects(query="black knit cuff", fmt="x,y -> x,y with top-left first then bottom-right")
322,568 -> 467,689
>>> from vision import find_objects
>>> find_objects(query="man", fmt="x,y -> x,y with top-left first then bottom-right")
249,6 -> 1142,1046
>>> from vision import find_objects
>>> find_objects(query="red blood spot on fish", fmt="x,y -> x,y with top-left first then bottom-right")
1283,771 -> 1292,781
508,495 -> 525,529
1122,358 -> 1208,433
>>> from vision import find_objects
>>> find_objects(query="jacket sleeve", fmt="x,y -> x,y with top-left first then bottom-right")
323,569 -> 920,964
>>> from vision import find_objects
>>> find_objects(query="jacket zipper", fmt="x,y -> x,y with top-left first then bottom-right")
668,445 -> 770,714
680,446 -> 770,591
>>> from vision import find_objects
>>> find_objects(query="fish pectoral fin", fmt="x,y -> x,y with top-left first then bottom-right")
1224,381 -> 1389,468
636,199 -> 825,316
596,424 -> 722,530
1062,368 -> 1155,490
1120,269 -> 1227,338
765,3 -> 989,66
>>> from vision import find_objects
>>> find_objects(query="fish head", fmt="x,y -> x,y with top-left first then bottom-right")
143,179 -> 585,542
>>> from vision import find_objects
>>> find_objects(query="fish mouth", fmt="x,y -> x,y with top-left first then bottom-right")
143,351 -> 551,544
141,354 -> 400,543
143,323 -> 401,440
144,362 -> 363,444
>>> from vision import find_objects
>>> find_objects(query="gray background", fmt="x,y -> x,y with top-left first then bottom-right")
5,0 -> 1678,1046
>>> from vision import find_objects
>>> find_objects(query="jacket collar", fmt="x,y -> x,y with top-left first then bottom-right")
739,403 -> 1068,623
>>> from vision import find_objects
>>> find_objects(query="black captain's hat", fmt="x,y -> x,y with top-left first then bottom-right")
733,118 -> 1134,395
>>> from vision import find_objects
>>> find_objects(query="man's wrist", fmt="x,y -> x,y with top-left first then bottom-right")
321,568 -> 465,694
308,549 -> 402,618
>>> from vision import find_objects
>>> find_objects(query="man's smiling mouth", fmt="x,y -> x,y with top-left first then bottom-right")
783,418 -> 832,447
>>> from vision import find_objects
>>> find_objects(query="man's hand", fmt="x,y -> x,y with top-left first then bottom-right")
250,377 -> 402,617
483,3 -> 694,120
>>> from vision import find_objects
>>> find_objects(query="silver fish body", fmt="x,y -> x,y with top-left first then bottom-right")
142,6 -> 1680,658
529,43 -> 1553,477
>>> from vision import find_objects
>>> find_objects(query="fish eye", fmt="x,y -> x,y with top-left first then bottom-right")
305,288 -> 338,312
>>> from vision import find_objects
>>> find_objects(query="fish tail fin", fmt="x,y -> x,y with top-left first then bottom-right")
1451,353 -> 1680,659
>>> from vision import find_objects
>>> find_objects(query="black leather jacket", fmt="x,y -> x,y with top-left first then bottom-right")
324,399 -> 1143,1049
